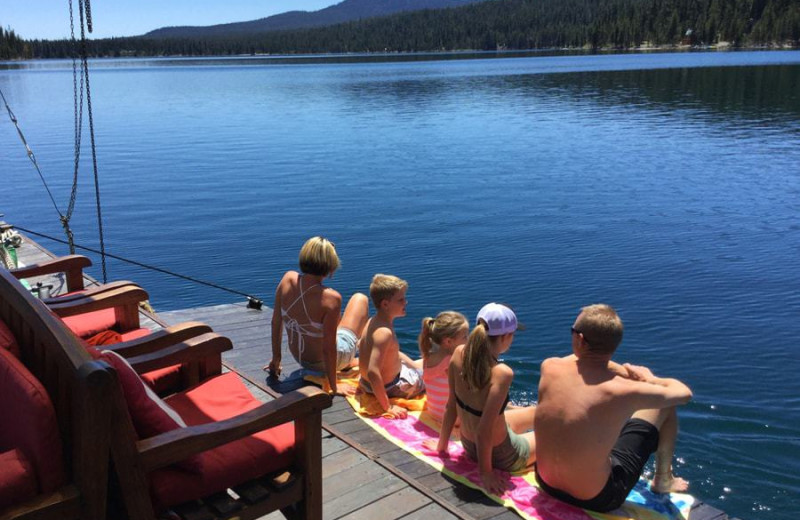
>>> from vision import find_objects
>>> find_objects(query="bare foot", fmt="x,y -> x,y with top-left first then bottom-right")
651,473 -> 689,494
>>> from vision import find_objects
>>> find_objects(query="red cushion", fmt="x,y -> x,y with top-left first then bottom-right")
0,319 -> 20,359
141,365 -> 182,396
0,449 -> 39,510
62,308 -> 117,338
99,351 -> 202,472
86,330 -> 124,346
150,373 -> 296,510
119,328 -> 151,342
0,348 -> 65,494
81,329 -> 179,395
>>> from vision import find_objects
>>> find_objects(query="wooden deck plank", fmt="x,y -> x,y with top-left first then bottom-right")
323,474 -> 408,520
396,502 -> 462,520
690,502 -> 729,520
336,486 -> 432,520
394,458 -> 440,479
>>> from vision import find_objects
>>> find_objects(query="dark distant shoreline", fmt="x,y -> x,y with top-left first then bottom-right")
4,44 -> 798,63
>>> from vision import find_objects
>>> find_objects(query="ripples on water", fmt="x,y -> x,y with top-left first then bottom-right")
2,50 -> 800,519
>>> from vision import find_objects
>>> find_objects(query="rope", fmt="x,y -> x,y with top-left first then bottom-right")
1,226 -> 23,270
65,0 -> 84,255
11,225 -> 264,309
76,0 -> 108,283
0,89 -> 66,219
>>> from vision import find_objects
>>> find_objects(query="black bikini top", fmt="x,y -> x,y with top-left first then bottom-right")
455,392 -> 510,417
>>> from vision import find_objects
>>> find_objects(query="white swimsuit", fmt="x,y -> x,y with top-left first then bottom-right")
281,276 -> 323,366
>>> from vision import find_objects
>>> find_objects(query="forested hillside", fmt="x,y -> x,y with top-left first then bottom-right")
19,0 -> 800,59
145,0 -> 487,38
1,25 -> 30,59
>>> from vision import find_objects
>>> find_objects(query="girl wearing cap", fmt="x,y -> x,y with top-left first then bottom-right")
426,303 -> 536,494
265,236 -> 369,396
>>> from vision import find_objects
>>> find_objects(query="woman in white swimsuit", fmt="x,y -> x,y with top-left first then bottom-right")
265,236 -> 369,395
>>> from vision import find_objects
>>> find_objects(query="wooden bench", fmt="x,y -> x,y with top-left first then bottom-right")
3,262 -> 334,520
0,268 -> 114,520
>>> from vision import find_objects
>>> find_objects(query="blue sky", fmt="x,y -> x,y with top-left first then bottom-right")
3,1 -> 342,40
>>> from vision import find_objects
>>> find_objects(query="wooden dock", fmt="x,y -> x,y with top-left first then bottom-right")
10,233 -> 736,520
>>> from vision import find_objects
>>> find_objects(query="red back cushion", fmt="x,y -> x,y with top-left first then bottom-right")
61,308 -> 117,338
0,347 -> 65,494
0,449 -> 38,509
0,319 -> 20,359
99,350 -> 202,472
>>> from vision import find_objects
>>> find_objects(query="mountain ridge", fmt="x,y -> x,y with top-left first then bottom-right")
144,0 -> 488,38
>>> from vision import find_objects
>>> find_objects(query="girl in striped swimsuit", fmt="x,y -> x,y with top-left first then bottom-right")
419,311 -> 469,423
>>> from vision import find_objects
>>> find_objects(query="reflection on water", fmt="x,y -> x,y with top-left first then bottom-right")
2,51 -> 800,520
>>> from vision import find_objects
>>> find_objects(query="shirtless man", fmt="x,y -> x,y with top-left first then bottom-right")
358,274 -> 424,419
534,304 -> 692,512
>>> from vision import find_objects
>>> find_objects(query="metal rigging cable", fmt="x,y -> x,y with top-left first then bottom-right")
11,225 -> 264,310
0,89 -> 66,222
74,0 -> 109,284
65,0 -> 85,255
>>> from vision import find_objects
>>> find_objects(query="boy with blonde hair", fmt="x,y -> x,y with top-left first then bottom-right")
358,274 -> 425,419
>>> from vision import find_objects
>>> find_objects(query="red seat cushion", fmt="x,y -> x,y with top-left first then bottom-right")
62,308 -> 118,338
80,328 -> 179,395
140,365 -> 182,396
149,372 -> 296,510
0,347 -> 65,494
99,351 -> 202,472
0,319 -> 20,359
0,449 -> 38,510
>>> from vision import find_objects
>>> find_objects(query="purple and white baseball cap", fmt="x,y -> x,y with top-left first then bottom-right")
476,303 -> 524,336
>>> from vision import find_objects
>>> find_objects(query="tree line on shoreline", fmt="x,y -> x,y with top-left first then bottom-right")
1,26 -> 28,59
5,0 -> 800,60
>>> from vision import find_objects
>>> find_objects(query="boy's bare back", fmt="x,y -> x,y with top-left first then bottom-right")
358,316 -> 402,385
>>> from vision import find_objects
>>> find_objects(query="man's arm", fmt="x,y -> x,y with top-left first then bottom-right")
623,363 -> 693,408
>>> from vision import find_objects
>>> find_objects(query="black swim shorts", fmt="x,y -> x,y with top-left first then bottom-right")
536,418 -> 660,512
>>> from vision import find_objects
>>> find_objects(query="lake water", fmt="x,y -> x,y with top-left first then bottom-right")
2,50 -> 799,519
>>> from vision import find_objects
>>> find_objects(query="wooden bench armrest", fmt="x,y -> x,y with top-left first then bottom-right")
0,484 -> 81,520
137,387 -> 332,471
10,254 -> 92,291
41,280 -> 141,303
102,321 -> 214,358
124,332 -> 232,373
47,285 -> 149,333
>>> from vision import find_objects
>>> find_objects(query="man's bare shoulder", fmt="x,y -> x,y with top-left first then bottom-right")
541,355 -> 575,372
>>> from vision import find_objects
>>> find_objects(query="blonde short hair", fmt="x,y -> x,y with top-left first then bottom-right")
575,303 -> 624,355
298,236 -> 340,277
369,274 -> 408,308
